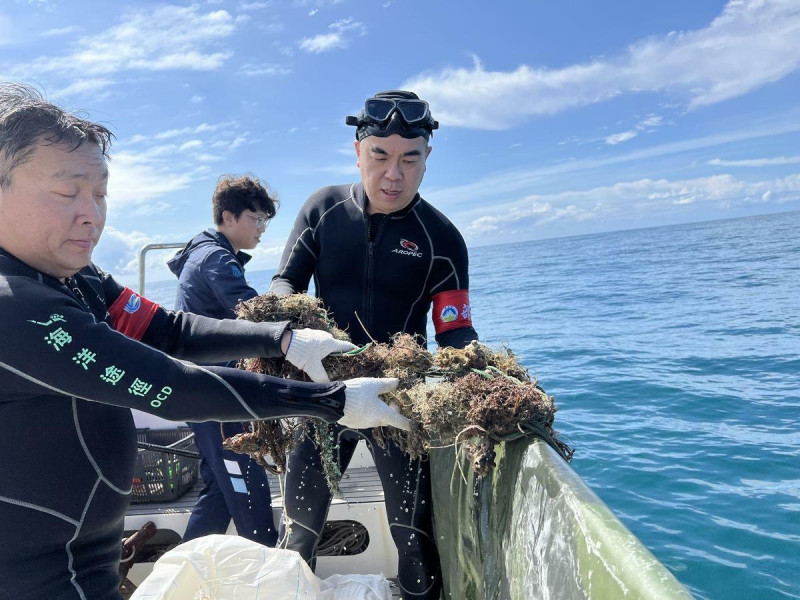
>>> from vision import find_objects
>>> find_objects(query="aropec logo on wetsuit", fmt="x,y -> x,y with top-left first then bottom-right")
124,293 -> 141,314
392,238 -> 423,258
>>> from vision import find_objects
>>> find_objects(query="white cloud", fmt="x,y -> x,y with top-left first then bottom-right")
41,25 -> 81,37
425,116 -> 800,210
299,17 -> 366,53
709,156 -> 800,167
309,9 -> 318,16
247,243 -> 285,264
299,32 -> 341,52
605,131 -> 637,145
565,115 -> 664,147
459,172 -> 800,242
190,95 -> 204,103
107,152 -> 195,210
179,140 -> 203,152
107,120 -> 251,216
54,78 -> 115,97
195,153 -> 223,163
240,2 -> 271,10
239,62 -> 292,76
210,134 -> 252,150
229,134 -> 250,149
403,0 -> 800,129
637,115 -> 664,130
467,216 -> 499,235
145,121 -> 235,141
10,5 -> 236,87
94,226 -> 165,279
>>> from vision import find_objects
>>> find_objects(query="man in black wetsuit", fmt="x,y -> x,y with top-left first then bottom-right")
271,90 -> 478,600
0,83 -> 409,600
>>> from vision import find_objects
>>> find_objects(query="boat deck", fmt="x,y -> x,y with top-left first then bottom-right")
124,464 -> 400,595
126,465 -> 386,518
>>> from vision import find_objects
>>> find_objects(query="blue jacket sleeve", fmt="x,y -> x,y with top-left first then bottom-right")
201,248 -> 259,317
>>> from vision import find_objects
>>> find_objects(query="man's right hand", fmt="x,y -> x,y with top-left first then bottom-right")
284,328 -> 357,382
338,377 -> 411,431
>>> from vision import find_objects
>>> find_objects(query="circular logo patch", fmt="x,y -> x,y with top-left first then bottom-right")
400,239 -> 419,251
124,294 -> 141,314
441,305 -> 458,322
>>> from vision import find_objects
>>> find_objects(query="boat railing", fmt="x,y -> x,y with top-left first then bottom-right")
138,243 -> 185,296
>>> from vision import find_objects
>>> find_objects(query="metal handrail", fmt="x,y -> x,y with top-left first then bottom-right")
138,243 -> 185,296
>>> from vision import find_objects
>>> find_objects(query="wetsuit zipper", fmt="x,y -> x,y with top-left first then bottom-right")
364,215 -> 388,337
70,278 -> 90,310
59,276 -> 92,313
62,274 -> 111,323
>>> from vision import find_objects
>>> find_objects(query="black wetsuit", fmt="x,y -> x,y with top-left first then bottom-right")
271,182 -> 477,600
0,249 -> 345,600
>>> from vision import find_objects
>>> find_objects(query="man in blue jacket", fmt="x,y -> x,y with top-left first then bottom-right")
168,175 -> 280,546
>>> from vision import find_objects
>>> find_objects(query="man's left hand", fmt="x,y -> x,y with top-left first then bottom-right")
284,328 -> 357,382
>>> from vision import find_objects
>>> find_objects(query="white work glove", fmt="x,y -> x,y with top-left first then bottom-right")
284,328 -> 357,383
339,377 -> 411,431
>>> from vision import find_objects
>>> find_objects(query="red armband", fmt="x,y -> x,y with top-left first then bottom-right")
432,289 -> 473,335
108,288 -> 159,341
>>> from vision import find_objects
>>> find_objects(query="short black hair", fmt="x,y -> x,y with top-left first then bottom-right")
0,82 -> 113,189
212,175 -> 279,225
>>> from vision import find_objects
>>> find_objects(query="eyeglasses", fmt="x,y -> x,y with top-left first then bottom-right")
245,214 -> 270,229
362,98 -> 432,125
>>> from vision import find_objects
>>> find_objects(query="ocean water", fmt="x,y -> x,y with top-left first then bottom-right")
146,210 -> 800,600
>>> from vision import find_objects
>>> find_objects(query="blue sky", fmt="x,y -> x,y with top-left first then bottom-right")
2,0 -> 799,285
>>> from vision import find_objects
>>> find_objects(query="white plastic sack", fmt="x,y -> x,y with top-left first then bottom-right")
130,534 -> 391,600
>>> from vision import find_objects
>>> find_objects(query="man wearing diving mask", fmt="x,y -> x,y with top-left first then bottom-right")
271,90 -> 478,600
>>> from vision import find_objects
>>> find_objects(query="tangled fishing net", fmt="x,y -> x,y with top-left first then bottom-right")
223,294 -> 573,492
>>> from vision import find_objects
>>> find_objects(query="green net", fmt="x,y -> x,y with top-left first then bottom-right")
431,437 -> 694,600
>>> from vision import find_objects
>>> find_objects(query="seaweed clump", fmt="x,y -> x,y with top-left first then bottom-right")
224,293 -> 573,487
223,294 -> 344,483
384,342 -> 573,475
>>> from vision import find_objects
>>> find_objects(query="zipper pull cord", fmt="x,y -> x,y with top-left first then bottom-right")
67,277 -> 90,311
